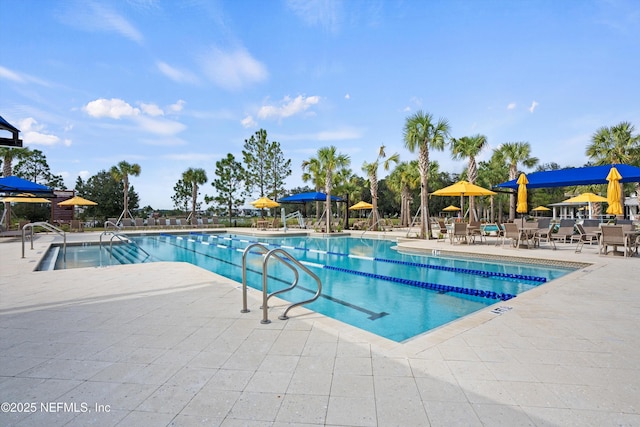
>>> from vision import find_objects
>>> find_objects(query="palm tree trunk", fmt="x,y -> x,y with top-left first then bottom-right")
418,146 -> 430,239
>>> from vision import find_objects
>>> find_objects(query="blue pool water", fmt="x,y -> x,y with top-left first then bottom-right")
45,233 -> 575,342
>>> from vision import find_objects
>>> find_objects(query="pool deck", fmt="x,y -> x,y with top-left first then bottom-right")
1,228 -> 638,426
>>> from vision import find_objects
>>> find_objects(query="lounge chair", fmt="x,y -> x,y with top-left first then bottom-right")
600,225 -> 636,257
573,223 -> 598,253
551,219 -> 575,243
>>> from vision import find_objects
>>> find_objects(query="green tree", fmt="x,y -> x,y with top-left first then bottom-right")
75,171 -> 140,222
315,146 -> 350,233
172,178 -> 191,214
496,142 -> 538,221
182,167 -> 208,225
110,161 -> 141,222
1,146 -> 31,227
388,160 -> 421,227
362,145 -> 399,230
450,134 -> 487,220
477,151 -> 509,222
13,149 -> 65,189
266,140 -> 291,202
403,110 -> 450,238
586,121 -> 640,202
208,153 -> 247,225
301,156 -> 324,220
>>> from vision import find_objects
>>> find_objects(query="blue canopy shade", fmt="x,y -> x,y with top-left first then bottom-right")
0,175 -> 53,195
495,164 -> 640,190
279,191 -> 342,203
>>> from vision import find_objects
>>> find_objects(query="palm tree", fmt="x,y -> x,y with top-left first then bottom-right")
450,134 -> 488,220
586,121 -> 640,207
110,160 -> 141,222
362,145 -> 399,230
333,168 -> 359,230
301,156 -> 324,220
182,168 -> 208,225
496,142 -> 538,221
403,111 -> 450,238
316,146 -> 350,233
1,147 -> 30,228
388,160 -> 421,227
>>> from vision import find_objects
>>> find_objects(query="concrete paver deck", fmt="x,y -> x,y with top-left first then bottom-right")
1,228 -> 639,426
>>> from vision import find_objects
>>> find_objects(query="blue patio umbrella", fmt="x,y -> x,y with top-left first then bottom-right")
279,191 -> 342,203
0,176 -> 53,195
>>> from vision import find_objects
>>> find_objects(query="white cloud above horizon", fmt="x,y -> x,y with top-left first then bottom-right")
199,47 -> 268,90
529,101 -> 539,113
257,95 -> 320,120
156,61 -> 200,84
59,1 -> 144,44
19,118 -> 62,146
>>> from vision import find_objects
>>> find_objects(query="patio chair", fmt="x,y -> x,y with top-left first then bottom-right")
551,219 -> 575,243
70,220 -> 83,232
451,222 -> 470,244
573,223 -> 599,253
467,220 -> 484,243
600,225 -> 636,257
533,219 -> 556,249
502,222 -> 532,248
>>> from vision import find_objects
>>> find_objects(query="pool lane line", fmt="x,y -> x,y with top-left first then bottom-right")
151,235 -> 389,320
167,234 -> 515,302
185,232 -> 545,284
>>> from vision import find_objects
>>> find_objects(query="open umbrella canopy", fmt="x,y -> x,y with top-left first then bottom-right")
279,191 -> 342,203
606,166 -> 623,215
349,201 -> 373,210
0,175 -> 52,195
531,205 -> 551,211
563,192 -> 608,204
250,196 -> 280,209
431,180 -> 496,197
516,173 -> 528,214
0,195 -> 50,203
442,205 -> 461,212
57,195 -> 98,206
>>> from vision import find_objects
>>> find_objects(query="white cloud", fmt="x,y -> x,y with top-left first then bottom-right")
507,102 -> 517,110
529,101 -> 539,113
64,139 -> 72,147
168,100 -> 186,113
140,102 -> 164,117
156,61 -> 199,84
257,95 -> 320,120
135,115 -> 186,135
0,65 -> 50,86
241,115 -> 257,128
286,0 -> 343,33
344,93 -> 350,100
18,118 -> 61,146
200,47 -> 268,90
78,170 -> 90,180
60,2 -> 143,44
84,98 -> 140,119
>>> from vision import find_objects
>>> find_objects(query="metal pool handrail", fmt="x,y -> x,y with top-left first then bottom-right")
241,242 -> 322,324
99,231 -> 152,265
22,222 -> 66,265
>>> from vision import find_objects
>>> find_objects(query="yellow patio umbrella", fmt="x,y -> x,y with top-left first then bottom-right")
250,196 -> 280,209
349,201 -> 373,210
606,166 -> 623,216
57,195 -> 98,206
1,193 -> 51,203
531,205 -> 550,212
431,180 -> 496,219
516,173 -> 528,214
563,192 -> 608,219
442,205 -> 461,212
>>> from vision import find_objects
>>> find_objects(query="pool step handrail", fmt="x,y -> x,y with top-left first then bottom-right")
361,218 -> 387,237
241,242 -> 322,324
99,231 -> 152,266
22,222 -> 66,266
104,220 -> 122,230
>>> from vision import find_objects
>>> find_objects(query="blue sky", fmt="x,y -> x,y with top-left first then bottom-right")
2,0 -> 639,209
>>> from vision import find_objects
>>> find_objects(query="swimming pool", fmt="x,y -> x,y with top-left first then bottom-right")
42,233 -> 575,342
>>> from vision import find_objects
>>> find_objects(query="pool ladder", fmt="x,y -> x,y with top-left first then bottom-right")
241,243 -> 322,324
22,222 -> 67,267
99,231 -> 152,266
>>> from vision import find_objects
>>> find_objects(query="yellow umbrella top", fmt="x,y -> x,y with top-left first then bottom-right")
606,166 -> 623,215
1,196 -> 50,203
442,205 -> 461,212
349,201 -> 373,210
431,180 -> 496,197
250,196 -> 280,209
563,192 -> 608,204
57,195 -> 98,206
516,173 -> 528,214
531,205 -> 551,211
